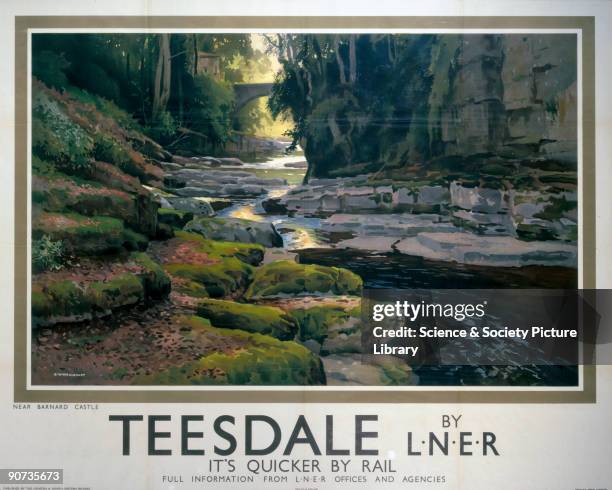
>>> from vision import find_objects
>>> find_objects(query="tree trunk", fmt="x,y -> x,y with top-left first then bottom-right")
152,34 -> 172,121
349,36 -> 357,84
193,34 -> 198,76
334,36 -> 347,85
177,71 -> 184,125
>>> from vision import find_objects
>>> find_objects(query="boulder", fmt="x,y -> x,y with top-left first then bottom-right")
165,197 -> 215,217
196,299 -> 298,340
165,258 -> 254,298
321,213 -> 456,237
158,208 -> 194,229
184,217 -> 283,248
245,260 -> 362,299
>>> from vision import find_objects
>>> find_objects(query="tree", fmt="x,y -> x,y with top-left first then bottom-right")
152,34 -> 172,122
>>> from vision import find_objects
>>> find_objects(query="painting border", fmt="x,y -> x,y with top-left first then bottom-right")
14,16 -> 596,403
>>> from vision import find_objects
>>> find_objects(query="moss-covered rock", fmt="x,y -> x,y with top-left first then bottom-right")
291,304 -> 358,344
31,253 -> 170,326
139,316 -> 325,385
165,258 -> 253,298
87,273 -> 144,311
173,279 -> 210,298
322,354 -> 412,386
32,275 -> 144,326
34,212 -> 123,255
130,252 -> 172,299
122,228 -> 149,251
32,211 -> 150,255
174,231 -> 264,266
245,260 -> 362,299
158,208 -> 194,228
196,299 -> 298,340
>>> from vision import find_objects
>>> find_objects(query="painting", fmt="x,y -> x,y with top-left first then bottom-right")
30,32 -> 579,387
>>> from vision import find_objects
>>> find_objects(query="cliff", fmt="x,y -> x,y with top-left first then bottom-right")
302,34 -> 577,180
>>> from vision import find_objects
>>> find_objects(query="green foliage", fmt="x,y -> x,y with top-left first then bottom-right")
32,89 -> 94,173
196,298 -> 298,340
32,51 -> 70,90
147,110 -> 178,143
245,260 -> 363,299
268,34 -> 436,177
93,134 -> 132,167
140,316 -> 325,385
66,87 -> 137,130
32,235 -> 65,273
71,61 -> 121,103
186,75 -> 235,148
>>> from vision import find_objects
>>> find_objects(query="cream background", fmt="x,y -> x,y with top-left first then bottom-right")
1,1 -> 611,489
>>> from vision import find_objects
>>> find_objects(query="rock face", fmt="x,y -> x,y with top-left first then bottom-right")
303,34 -> 577,179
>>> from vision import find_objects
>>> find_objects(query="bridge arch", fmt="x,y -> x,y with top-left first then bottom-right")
233,82 -> 274,112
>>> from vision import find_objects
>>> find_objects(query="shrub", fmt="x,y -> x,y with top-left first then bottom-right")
146,110 -> 178,143
32,89 -> 93,173
32,235 -> 65,273
185,75 -> 235,148
93,134 -> 132,168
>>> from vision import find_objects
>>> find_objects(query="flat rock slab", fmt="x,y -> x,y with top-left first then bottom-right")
394,232 -> 577,267
322,213 -> 456,236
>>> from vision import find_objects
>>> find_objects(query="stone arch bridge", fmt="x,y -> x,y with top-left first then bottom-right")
233,82 -> 274,112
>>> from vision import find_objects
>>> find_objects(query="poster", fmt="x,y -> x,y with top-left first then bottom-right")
1,1 -> 611,489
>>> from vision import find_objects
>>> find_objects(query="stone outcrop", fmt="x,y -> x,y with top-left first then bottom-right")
184,217 -> 284,248
303,34 -> 577,179
164,167 -> 287,198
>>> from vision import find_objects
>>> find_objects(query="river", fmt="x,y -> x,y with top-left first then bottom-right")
202,152 -> 578,386
211,152 -> 577,290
